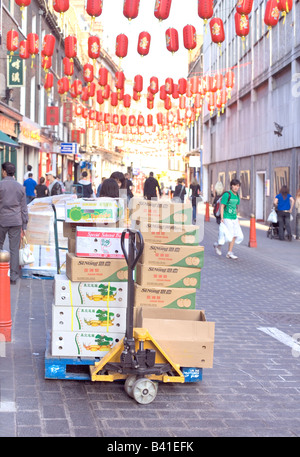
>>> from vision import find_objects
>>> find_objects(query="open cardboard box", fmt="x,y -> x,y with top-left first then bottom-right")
135,308 -> 215,368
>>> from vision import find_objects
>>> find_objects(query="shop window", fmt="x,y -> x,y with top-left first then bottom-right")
218,172 -> 225,187
274,167 -> 290,195
240,170 -> 250,199
229,171 -> 237,183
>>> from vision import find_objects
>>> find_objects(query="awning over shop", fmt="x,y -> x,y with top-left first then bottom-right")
0,130 -> 20,148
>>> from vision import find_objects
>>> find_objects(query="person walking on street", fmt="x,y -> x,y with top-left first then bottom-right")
274,185 -> 295,241
78,171 -> 93,198
189,178 -> 201,223
64,174 -> 73,193
35,177 -> 49,198
0,162 -> 28,284
46,171 -> 63,196
23,173 -> 37,204
23,164 -> 32,181
96,177 -> 106,197
172,178 -> 186,203
143,172 -> 161,200
295,188 -> 300,240
213,178 -> 244,259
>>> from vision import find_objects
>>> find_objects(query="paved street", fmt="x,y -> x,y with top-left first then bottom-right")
1,204 -> 300,438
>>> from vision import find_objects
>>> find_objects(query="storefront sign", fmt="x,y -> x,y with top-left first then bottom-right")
19,117 -> 41,148
63,102 -> 73,123
46,106 -> 59,125
61,142 -> 78,154
71,130 -> 81,143
0,114 -> 17,137
7,53 -> 24,87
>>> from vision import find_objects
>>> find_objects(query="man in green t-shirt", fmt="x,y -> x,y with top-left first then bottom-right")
214,179 -> 244,259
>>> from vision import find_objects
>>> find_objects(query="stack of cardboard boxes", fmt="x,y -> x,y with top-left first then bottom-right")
129,197 -> 215,370
51,198 -> 128,358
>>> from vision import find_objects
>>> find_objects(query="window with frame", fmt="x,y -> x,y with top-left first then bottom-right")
240,170 -> 250,199
274,167 -> 290,196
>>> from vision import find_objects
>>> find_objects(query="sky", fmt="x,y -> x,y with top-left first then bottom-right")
98,0 -> 203,83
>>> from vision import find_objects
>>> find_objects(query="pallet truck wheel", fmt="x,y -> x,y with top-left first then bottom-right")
132,378 -> 158,405
124,375 -> 137,398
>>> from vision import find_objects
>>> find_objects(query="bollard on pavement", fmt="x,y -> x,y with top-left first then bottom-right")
205,202 -> 210,222
0,250 -> 12,342
248,213 -> 257,248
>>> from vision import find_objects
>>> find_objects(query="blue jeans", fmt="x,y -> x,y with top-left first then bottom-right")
192,205 -> 196,221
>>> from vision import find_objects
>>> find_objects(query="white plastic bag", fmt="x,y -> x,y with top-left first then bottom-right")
19,237 -> 35,266
267,208 -> 277,223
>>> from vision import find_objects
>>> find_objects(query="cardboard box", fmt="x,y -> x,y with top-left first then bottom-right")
65,198 -> 124,224
139,242 -> 204,269
51,330 -> 124,357
75,227 -> 129,258
134,284 -> 196,309
52,305 -> 127,332
131,220 -> 200,245
129,197 -> 192,225
54,274 -> 128,307
136,263 -> 201,289
68,238 -> 76,254
26,212 -> 52,245
63,221 -> 120,239
135,308 -> 215,368
66,252 -> 128,282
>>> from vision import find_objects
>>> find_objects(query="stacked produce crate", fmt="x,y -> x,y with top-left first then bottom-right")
51,198 -> 128,358
129,197 -> 204,311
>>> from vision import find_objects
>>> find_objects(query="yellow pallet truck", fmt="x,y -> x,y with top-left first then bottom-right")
89,228 -> 187,405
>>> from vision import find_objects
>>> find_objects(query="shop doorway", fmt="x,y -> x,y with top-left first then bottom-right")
256,172 -> 266,221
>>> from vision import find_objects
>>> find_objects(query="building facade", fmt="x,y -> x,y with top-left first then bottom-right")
200,0 -> 300,222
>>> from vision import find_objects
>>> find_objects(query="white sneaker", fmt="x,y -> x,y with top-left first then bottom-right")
226,251 -> 238,259
213,242 -> 222,256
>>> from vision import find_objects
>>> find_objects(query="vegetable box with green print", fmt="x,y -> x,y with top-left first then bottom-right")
65,198 -> 124,223
51,331 -> 124,357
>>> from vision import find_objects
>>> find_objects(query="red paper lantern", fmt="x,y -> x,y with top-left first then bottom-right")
102,84 -> 110,99
118,88 -> 124,101
179,95 -> 186,110
123,0 -> 140,20
178,78 -> 187,95
160,85 -> 167,100
165,77 -> 173,95
164,96 -> 172,110
70,79 -> 82,98
137,31 -> 151,56
207,92 -> 216,115
129,115 -> 136,127
235,12 -> 249,41
116,34 -> 128,59
121,114 -> 127,126
112,114 -> 119,126
7,30 -> 19,55
172,84 -> 179,99
134,74 -> 143,93
137,114 -> 145,126
42,35 -> 56,57
44,73 -> 54,92
157,112 -> 164,125
58,77 -> 69,95
165,28 -> 179,54
183,25 -> 197,51
225,70 -> 235,98
53,0 -> 69,14
214,73 -> 223,92
15,0 -> 31,12
147,114 -> 153,127
42,54 -> 52,71
88,36 -> 100,61
65,36 -> 77,60
111,92 -> 118,107
123,94 -> 131,108
86,0 -> 103,19
236,0 -> 253,16
63,57 -> 74,77
115,71 -> 125,90
27,33 -> 39,56
264,0 -> 280,29
147,89 -> 154,101
96,90 -> 104,105
81,87 -> 89,102
147,99 -> 154,110
83,63 -> 94,83
210,18 -> 225,47
149,76 -> 159,94
19,40 -> 29,59
190,76 -> 199,94
154,0 -> 172,21
133,90 -> 140,101
194,93 -> 202,109
277,0 -> 293,13
186,79 -> 193,98
88,82 -> 96,98
98,67 -> 108,86
198,0 -> 213,24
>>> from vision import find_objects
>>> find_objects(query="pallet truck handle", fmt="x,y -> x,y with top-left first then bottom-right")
121,229 -> 144,270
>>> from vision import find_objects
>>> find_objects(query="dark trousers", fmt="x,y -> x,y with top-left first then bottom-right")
277,211 -> 291,240
296,214 -> 300,239
0,225 -> 22,281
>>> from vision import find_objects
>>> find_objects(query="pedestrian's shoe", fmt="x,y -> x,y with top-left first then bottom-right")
226,251 -> 238,260
213,242 -> 222,256
288,235 -> 292,241
10,279 -> 17,285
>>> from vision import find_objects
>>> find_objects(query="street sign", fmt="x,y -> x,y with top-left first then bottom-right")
60,142 -> 78,154
7,53 -> 24,87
